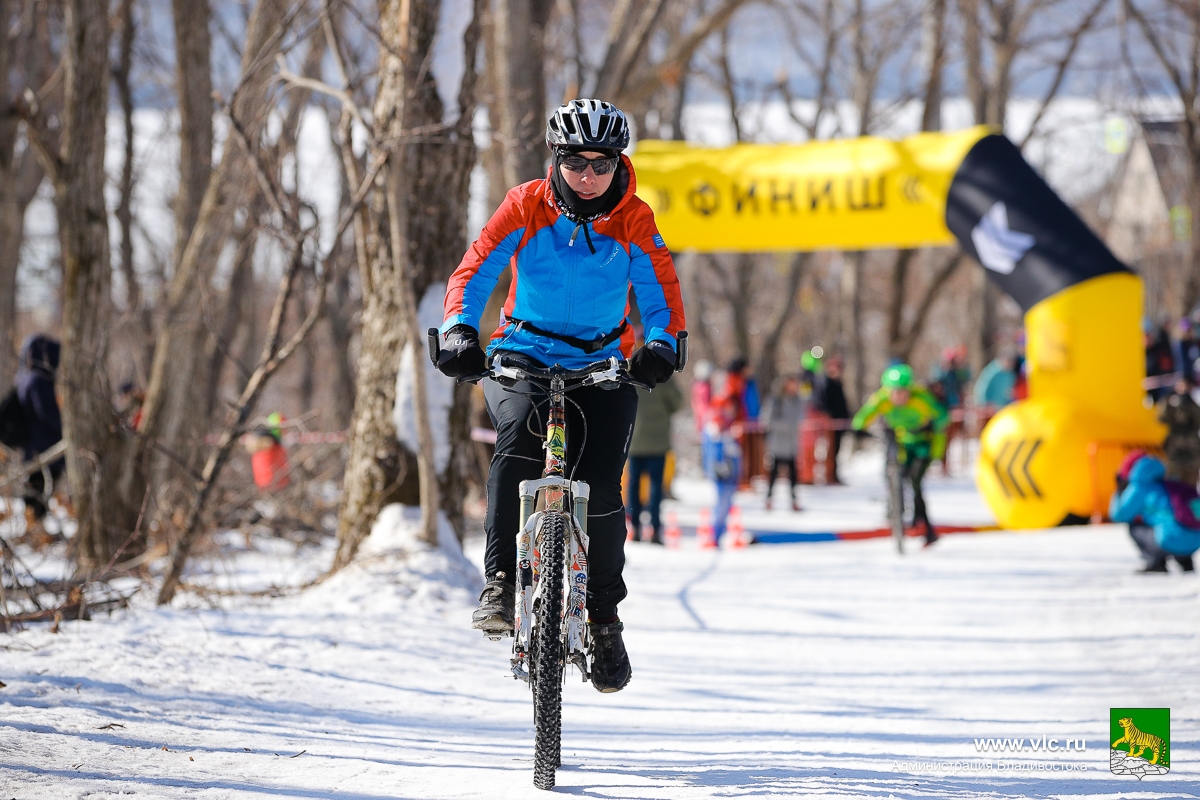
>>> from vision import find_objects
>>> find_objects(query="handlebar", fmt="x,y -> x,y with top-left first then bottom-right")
427,326 -> 687,391
485,353 -> 652,391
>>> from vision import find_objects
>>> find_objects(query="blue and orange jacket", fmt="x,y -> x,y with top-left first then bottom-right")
442,156 -> 685,369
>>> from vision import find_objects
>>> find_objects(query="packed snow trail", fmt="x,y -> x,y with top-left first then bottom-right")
1,509 -> 1197,797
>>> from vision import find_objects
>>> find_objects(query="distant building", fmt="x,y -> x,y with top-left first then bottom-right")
1104,119 -> 1191,321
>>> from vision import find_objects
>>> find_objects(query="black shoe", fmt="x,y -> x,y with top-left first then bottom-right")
649,530 -> 665,546
588,619 -> 632,693
1138,562 -> 1169,574
1175,555 -> 1195,572
472,573 -> 514,639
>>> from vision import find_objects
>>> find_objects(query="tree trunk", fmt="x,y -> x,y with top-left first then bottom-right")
959,0 -> 987,124
886,248 -> 914,360
968,266 -> 1000,374
0,0 -> 46,395
493,0 -> 552,185
840,251 -> 866,408
113,0 -> 153,383
754,252 -> 807,394
0,152 -> 41,394
203,206 -> 259,418
140,0 -> 287,485
335,0 -> 484,564
56,0 -> 145,574
919,0 -> 946,132
171,0 -> 213,264
336,0 -> 441,562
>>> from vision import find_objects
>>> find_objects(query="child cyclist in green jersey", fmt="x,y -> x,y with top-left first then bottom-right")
852,364 -> 949,546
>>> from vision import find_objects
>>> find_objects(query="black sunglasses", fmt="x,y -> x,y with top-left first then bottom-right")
560,153 -> 620,175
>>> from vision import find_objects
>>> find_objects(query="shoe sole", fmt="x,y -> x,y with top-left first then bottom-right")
593,671 -> 632,693
472,614 -> 514,639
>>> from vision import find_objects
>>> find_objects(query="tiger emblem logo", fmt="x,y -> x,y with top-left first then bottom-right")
1112,718 -> 1168,766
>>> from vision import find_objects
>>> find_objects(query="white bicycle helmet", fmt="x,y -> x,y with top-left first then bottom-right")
546,99 -> 630,153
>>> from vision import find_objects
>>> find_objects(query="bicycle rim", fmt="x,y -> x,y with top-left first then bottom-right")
531,512 -> 566,790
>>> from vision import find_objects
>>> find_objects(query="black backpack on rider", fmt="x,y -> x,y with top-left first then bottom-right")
0,387 -> 28,449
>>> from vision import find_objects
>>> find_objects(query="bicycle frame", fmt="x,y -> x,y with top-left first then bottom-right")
511,373 -> 592,683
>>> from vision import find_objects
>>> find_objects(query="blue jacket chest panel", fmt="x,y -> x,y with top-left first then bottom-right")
513,217 -> 630,338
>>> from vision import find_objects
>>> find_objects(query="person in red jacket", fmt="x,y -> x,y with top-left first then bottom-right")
436,99 -> 685,693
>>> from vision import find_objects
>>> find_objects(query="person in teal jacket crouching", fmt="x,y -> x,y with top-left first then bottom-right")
1110,455 -> 1199,573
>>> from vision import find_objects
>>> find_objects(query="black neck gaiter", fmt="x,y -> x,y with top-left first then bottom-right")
549,155 -> 628,222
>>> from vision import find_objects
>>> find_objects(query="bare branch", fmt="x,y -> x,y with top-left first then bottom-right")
275,54 -> 374,140
1019,0 -> 1107,149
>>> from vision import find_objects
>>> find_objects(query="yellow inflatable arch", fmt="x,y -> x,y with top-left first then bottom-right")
631,128 -> 1163,529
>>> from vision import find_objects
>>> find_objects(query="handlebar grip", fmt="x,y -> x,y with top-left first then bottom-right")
675,330 -> 689,373
426,327 -> 440,366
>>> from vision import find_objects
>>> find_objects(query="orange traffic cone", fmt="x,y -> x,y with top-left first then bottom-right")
728,506 -> 748,549
697,508 -> 716,549
626,516 -> 635,542
664,511 -> 682,549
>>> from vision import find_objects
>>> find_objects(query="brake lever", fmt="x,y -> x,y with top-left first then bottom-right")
613,359 -> 652,391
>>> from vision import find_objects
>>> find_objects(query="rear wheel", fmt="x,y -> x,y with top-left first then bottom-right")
531,512 -> 566,790
886,440 -> 905,554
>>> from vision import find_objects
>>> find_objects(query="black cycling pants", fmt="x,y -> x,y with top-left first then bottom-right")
483,376 -> 638,621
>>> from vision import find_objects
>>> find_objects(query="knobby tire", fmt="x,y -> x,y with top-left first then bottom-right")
532,512 -> 566,790
887,456 -> 905,555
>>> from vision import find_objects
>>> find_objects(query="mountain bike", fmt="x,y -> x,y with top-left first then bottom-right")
428,328 -> 687,790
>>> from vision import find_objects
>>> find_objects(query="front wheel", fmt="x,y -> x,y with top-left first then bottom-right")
531,511 -> 566,790
886,441 -> 905,554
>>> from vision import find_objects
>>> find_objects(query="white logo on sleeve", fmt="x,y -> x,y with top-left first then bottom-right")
971,201 -> 1035,274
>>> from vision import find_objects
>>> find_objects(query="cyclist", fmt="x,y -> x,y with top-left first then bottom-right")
435,99 -> 685,693
851,364 -> 948,546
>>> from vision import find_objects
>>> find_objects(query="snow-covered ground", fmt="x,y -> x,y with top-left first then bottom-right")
2,456 -> 1198,798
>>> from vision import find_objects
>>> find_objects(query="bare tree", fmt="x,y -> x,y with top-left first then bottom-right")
493,0 -> 554,185
958,0 -> 1108,368
334,0 -> 485,566
138,0 -> 291,502
1123,0 -> 1200,314
171,0 -> 213,262
22,0 -> 147,573
0,0 -> 53,393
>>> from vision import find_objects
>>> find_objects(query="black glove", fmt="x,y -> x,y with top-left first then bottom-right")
436,324 -> 486,378
629,340 -> 676,388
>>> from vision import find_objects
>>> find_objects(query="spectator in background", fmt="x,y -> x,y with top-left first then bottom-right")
797,347 -> 822,485
1145,320 -> 1176,402
626,362 -> 683,544
691,360 -> 713,431
723,356 -> 760,423
1110,453 -> 1198,573
16,335 -> 63,532
1012,351 -> 1028,401
1159,376 -> 1200,486
763,374 -> 804,511
703,396 -> 742,545
974,354 -> 1015,408
116,382 -> 145,432
245,412 -> 290,491
929,345 -> 970,475
1175,318 -> 1200,385
811,353 -> 850,485
929,345 -> 970,410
